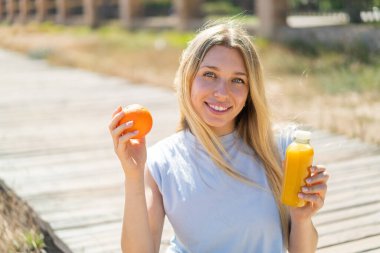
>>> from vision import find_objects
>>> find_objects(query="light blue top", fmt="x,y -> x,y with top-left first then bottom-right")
147,126 -> 295,253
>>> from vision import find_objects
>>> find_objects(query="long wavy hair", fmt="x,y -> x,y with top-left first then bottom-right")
174,20 -> 289,247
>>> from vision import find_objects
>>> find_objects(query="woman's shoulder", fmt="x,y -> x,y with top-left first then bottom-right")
146,130 -> 189,190
148,130 -> 186,152
147,130 -> 189,162
273,123 -> 298,159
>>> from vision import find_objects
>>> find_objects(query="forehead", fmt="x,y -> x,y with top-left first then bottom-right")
200,45 -> 246,72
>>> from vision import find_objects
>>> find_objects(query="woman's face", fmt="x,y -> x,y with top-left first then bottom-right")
191,45 -> 249,136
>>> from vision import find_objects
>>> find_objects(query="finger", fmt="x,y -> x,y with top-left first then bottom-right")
112,121 -> 134,137
301,184 -> 327,196
111,106 -> 122,118
111,121 -> 134,150
306,171 -> 330,185
310,165 -> 326,175
118,130 -> 140,147
108,110 -> 125,132
298,193 -> 324,209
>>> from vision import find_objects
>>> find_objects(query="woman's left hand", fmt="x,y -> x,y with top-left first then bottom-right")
289,165 -> 330,222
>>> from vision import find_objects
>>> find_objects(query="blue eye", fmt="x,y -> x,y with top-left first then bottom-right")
204,72 -> 216,78
232,78 -> 245,84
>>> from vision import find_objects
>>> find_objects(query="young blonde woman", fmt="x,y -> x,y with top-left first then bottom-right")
109,21 -> 329,253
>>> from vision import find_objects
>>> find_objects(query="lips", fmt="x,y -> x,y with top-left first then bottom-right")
205,102 -> 231,113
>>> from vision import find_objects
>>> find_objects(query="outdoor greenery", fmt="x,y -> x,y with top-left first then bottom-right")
0,2 -> 379,250
142,0 -> 246,17
202,1 -> 243,16
3,21 -> 378,96
266,41 -> 380,94
141,0 -> 380,16
289,0 -> 380,11
8,230 -> 46,253
143,0 -> 172,16
8,23 -> 380,145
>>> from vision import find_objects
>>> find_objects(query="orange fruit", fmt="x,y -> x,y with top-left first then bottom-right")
118,104 -> 153,139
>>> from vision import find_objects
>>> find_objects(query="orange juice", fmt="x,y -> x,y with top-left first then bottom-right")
281,130 -> 314,207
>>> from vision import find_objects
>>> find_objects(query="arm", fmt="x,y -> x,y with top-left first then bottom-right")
288,165 -> 329,253
122,172 -> 154,253
121,166 -> 165,253
109,106 -> 164,253
288,217 -> 318,253
121,168 -> 165,253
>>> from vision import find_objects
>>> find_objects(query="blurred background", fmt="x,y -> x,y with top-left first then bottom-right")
0,0 -> 379,252
1,0 -> 379,145
0,0 -> 379,143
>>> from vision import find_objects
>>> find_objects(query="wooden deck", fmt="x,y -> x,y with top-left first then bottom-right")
0,48 -> 380,253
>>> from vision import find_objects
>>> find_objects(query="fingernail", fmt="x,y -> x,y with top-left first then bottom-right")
306,178 -> 312,184
298,193 -> 304,199
302,187 -> 308,192
125,121 -> 133,127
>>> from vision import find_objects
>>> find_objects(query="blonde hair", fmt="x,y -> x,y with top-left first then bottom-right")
174,20 -> 289,247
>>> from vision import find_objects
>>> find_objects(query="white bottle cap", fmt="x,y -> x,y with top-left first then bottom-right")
294,130 -> 311,142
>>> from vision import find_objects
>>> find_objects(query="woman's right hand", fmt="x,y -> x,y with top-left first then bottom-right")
109,106 -> 147,179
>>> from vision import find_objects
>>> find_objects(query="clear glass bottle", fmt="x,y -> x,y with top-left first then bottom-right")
281,130 -> 314,207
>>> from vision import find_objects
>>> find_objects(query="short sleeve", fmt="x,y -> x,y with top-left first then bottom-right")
274,123 -> 298,161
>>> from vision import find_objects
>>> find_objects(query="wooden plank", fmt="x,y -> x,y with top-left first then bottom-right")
319,189 -> 380,214
325,180 -> 380,201
7,169 -> 124,198
0,163 -> 123,196
317,234 -> 380,253
315,145 -> 379,164
0,148 -> 114,168
321,193 -> 380,213
363,248 -> 380,253
323,154 -> 380,171
325,166 -> 380,194
42,207 -> 123,231
328,170 -> 380,193
317,211 -> 380,237
55,221 -> 121,251
314,201 -> 380,226
0,140 -> 111,158
319,223 -> 380,249
26,190 -> 123,216
2,48 -> 380,253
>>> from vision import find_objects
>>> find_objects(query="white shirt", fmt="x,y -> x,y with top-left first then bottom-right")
147,127 -> 295,253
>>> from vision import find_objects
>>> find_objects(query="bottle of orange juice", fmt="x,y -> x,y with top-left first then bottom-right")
281,130 -> 314,207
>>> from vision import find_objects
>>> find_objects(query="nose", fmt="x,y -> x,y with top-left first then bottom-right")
213,79 -> 228,99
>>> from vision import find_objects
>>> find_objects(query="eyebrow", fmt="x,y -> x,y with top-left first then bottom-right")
200,65 -> 247,76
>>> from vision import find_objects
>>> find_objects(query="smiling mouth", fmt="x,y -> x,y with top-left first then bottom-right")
205,102 -> 231,112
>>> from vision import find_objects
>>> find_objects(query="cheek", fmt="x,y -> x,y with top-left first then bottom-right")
232,87 -> 249,107
190,78 -> 207,104
190,80 -> 202,111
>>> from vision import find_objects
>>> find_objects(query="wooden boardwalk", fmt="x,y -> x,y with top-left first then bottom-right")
0,48 -> 380,253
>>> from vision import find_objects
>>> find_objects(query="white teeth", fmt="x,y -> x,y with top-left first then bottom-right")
208,104 -> 228,112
